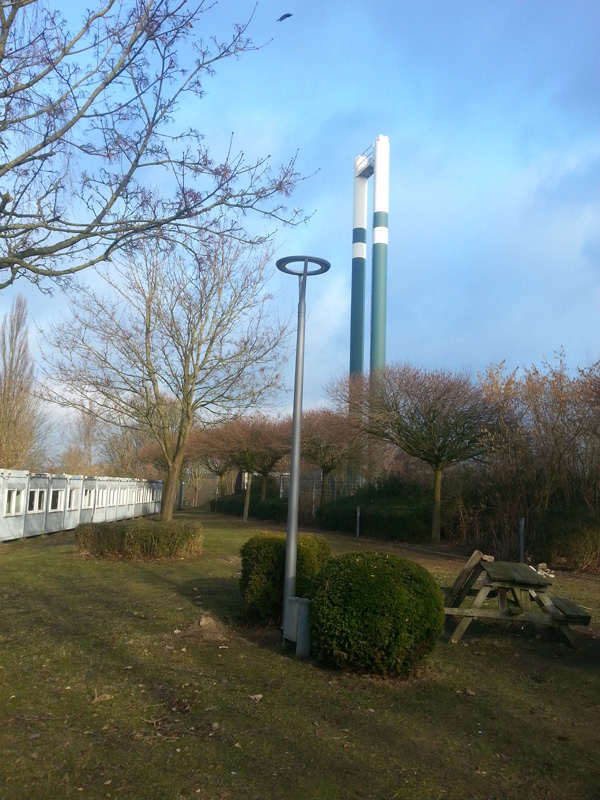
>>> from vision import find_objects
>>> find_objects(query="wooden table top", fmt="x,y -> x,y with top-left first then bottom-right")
481,560 -> 551,588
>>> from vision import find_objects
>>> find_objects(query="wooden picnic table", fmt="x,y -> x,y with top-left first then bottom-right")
444,550 -> 591,646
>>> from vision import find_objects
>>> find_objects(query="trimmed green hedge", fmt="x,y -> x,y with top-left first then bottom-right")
212,493 -> 288,524
240,532 -> 331,624
316,498 -> 431,542
310,551 -> 444,676
74,518 -> 204,560
315,474 -> 433,541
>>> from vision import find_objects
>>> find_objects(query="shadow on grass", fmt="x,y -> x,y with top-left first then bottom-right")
442,613 -> 600,668
174,575 -> 286,650
176,575 -> 241,621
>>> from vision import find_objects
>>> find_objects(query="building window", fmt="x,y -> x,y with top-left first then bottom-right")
82,488 -> 95,509
5,489 -> 23,516
50,489 -> 63,512
25,490 -> 46,514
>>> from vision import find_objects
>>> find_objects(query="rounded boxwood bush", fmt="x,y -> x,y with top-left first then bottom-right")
310,551 -> 444,676
74,518 -> 203,560
240,532 -> 331,624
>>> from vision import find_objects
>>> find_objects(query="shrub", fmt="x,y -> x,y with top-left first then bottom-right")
544,510 -> 600,572
74,518 -> 204,560
240,532 -> 331,624
310,551 -> 444,676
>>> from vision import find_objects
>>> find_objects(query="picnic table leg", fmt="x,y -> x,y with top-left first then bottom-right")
520,590 -> 532,612
498,588 -> 507,612
556,624 -> 577,647
450,585 -> 492,644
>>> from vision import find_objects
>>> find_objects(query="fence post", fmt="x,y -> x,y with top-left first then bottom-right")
519,517 -> 525,563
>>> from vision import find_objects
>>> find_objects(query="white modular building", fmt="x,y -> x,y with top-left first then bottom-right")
0,470 -> 162,542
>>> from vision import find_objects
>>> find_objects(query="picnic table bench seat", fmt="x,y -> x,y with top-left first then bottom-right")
547,593 -> 591,626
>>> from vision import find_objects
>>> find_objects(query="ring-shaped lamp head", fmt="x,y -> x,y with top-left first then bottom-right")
276,255 -> 331,276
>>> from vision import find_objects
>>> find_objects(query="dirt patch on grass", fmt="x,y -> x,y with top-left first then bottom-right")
184,612 -> 230,642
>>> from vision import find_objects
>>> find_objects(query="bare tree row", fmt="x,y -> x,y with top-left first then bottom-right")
329,356 -> 600,552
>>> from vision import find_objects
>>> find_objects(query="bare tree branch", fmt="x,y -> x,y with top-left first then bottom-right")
0,0 -> 308,290
0,293 -> 46,467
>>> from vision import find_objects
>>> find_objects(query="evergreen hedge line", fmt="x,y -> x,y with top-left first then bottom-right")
211,493 -> 288,524
310,551 -> 444,676
315,498 -> 431,542
239,532 -> 331,624
74,518 -> 204,560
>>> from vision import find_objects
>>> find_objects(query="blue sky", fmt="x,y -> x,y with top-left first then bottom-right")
2,0 -> 599,410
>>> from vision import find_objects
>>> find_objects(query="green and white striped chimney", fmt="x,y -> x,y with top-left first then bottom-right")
349,135 -> 389,376
370,134 -> 389,373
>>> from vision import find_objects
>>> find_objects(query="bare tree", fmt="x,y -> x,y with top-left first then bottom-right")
99,426 -> 159,478
185,425 -> 236,500
184,459 -> 209,507
0,0 -> 305,290
250,416 -> 290,501
217,414 -> 289,523
58,402 -> 100,474
460,355 -> 600,556
301,408 -> 358,506
518,353 -> 593,513
578,361 -> 600,511
41,232 -> 289,520
0,294 -> 45,467
359,364 -> 496,544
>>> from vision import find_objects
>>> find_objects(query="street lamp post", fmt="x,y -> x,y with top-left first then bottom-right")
276,255 -> 330,643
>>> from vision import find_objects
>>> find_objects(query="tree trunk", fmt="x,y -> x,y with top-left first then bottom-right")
160,452 -> 185,522
320,469 -> 328,507
431,466 -> 443,544
161,470 -> 178,522
242,472 -> 253,524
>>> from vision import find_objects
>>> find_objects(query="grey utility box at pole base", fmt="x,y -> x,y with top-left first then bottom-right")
283,597 -> 311,658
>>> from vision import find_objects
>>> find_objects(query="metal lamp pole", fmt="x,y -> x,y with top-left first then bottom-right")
277,255 -> 330,641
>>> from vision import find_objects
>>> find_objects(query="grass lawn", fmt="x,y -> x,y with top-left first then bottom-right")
1,510 -> 599,800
